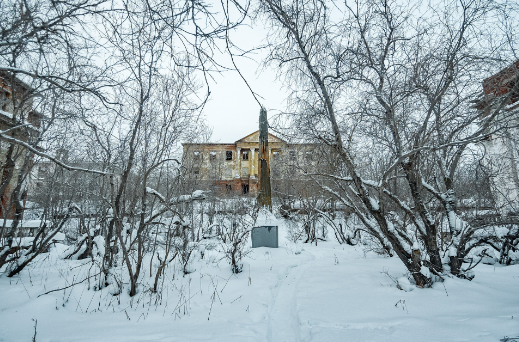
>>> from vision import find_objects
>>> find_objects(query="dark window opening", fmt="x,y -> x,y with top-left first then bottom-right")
242,150 -> 249,160
210,151 -> 216,161
509,79 -> 519,103
242,184 -> 249,194
225,184 -> 232,193
0,91 -> 7,112
193,168 -> 200,175
226,151 -> 233,160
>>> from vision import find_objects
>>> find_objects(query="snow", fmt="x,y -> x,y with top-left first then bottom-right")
145,187 -> 165,202
448,211 -> 464,231
361,178 -> 381,188
1,219 -> 42,228
369,197 -> 380,211
254,208 -> 278,227
0,220 -> 518,341
0,109 -> 14,119
52,232 -> 65,242
170,190 -> 207,204
449,245 -> 458,257
191,190 -> 205,199
396,276 -> 414,292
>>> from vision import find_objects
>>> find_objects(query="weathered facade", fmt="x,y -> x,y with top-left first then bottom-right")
0,72 -> 42,218
476,60 -> 519,214
182,131 -> 322,195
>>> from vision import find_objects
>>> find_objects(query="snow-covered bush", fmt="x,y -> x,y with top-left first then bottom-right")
214,197 -> 258,273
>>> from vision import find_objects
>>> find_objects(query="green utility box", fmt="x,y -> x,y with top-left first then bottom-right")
251,226 -> 278,248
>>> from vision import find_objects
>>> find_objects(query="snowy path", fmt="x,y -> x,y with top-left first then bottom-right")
266,250 -> 315,342
1,224 -> 519,342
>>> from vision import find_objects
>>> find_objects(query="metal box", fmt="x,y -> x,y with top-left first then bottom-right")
251,226 -> 278,248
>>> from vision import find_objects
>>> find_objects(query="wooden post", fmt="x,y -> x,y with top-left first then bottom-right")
258,107 -> 272,210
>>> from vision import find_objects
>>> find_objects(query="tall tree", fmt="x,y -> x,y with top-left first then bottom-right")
258,107 -> 272,210
260,0 -> 518,285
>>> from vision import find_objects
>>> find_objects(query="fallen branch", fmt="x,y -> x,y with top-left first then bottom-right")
38,270 -> 103,297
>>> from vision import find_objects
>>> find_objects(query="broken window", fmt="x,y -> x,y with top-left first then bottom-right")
226,151 -> 233,160
0,90 -> 9,112
210,151 -> 216,161
242,150 -> 249,160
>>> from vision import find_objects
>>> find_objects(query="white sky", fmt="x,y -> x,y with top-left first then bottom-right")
201,19 -> 288,143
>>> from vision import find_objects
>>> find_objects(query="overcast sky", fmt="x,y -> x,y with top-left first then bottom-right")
201,18 -> 288,143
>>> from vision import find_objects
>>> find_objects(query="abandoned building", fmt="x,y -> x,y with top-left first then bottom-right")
0,71 -> 42,218
182,131 -> 329,195
476,60 -> 519,214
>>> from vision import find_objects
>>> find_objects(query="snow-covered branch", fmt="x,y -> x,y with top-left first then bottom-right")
0,131 -> 112,175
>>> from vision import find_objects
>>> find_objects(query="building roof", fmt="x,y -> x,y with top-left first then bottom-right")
482,60 -> 519,98
473,60 -> 519,113
235,130 -> 286,144
0,71 -> 33,93
182,130 -> 287,146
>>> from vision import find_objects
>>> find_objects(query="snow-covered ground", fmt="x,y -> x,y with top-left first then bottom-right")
1,221 -> 518,342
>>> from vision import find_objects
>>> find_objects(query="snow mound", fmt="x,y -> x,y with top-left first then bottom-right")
397,277 -> 414,292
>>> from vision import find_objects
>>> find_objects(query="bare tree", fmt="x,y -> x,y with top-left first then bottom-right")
260,0 -> 518,285
0,0 -> 250,288
215,196 -> 257,273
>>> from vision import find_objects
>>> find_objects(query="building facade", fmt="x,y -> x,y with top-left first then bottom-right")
476,61 -> 519,214
182,131 -> 323,195
0,72 -> 42,218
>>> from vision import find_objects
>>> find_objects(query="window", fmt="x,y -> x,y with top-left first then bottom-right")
193,168 -> 200,175
1,91 -> 8,112
226,151 -> 233,160
242,184 -> 249,194
273,151 -> 280,158
210,151 -> 216,161
242,150 -> 249,160
289,150 -> 296,160
193,151 -> 201,160
305,151 -> 313,161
